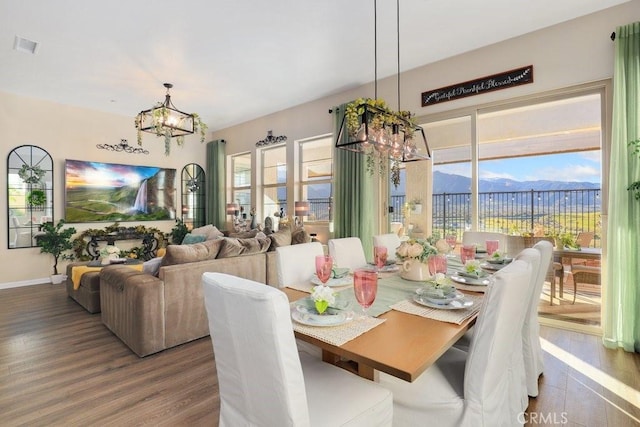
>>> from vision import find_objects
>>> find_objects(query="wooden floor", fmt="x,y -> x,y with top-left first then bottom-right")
1,283 -> 638,426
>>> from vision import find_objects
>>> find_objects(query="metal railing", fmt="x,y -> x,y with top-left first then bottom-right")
392,189 -> 601,247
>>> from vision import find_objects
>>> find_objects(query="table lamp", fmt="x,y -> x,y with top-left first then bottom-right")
294,201 -> 310,226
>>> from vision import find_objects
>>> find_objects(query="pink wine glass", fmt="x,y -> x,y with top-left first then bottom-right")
486,240 -> 499,256
353,269 -> 378,317
445,235 -> 457,256
315,255 -> 333,284
428,254 -> 448,275
374,246 -> 388,269
460,245 -> 476,264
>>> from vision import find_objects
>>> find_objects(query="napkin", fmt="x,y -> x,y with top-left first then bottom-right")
331,267 -> 350,279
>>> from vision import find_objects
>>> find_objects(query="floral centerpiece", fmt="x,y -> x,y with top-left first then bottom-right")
100,245 -> 121,264
396,238 -> 438,263
311,285 -> 335,314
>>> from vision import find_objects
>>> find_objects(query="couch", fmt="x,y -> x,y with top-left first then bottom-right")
99,227 -> 308,357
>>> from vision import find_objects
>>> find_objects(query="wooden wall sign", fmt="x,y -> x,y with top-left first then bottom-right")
421,65 -> 534,107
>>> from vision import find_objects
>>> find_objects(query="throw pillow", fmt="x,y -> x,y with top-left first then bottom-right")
142,256 -> 163,277
228,229 -> 261,239
217,237 -> 271,258
267,227 -> 292,251
161,239 -> 224,267
181,233 -> 207,245
291,227 -> 311,245
191,224 -> 225,240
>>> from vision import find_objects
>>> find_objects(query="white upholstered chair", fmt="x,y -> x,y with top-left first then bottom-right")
372,233 -> 402,263
379,259 -> 533,426
462,231 -> 509,254
526,240 -> 553,396
276,241 -> 324,288
202,272 -> 393,426
328,237 -> 368,271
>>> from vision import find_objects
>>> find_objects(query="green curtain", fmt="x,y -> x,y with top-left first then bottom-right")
332,104 -> 376,260
604,22 -> 640,353
206,140 -> 226,229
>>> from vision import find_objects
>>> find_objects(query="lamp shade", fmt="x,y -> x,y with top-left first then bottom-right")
226,203 -> 239,215
294,201 -> 310,217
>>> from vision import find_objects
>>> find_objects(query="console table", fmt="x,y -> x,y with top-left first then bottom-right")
81,230 -> 161,261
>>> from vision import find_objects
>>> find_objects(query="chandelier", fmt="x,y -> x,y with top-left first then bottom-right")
135,83 -> 207,156
256,130 -> 287,147
335,0 -> 430,184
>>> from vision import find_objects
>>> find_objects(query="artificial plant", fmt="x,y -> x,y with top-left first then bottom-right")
36,219 -> 77,275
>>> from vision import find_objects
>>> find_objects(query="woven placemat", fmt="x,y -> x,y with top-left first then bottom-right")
390,293 -> 484,325
292,315 -> 386,347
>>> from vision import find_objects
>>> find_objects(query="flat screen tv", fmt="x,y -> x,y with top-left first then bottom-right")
64,159 -> 176,223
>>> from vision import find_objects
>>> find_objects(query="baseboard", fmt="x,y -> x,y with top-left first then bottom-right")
539,316 -> 602,336
0,278 -> 52,290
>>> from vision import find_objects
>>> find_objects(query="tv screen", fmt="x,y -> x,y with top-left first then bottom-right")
64,159 -> 176,223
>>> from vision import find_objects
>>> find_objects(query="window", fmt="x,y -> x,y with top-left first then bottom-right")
261,145 -> 287,225
231,153 -> 252,217
299,136 -> 332,221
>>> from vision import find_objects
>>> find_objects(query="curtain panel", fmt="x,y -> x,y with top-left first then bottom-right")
332,104 -> 375,259
604,21 -> 640,353
206,140 -> 226,229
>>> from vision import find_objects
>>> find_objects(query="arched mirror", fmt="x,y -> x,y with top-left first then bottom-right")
181,163 -> 206,229
7,145 -> 54,249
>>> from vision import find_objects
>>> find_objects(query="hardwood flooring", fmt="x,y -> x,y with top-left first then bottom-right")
1,283 -> 638,426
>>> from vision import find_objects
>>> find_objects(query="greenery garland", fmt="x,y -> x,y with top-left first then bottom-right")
72,222 -> 166,260
18,164 -> 46,184
135,107 -> 208,156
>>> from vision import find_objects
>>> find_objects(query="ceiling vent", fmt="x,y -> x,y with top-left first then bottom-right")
13,36 -> 39,54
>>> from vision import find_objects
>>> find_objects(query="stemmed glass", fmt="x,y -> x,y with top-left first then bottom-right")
315,255 -> 333,284
445,234 -> 457,257
373,246 -> 388,270
485,239 -> 499,256
353,268 -> 378,318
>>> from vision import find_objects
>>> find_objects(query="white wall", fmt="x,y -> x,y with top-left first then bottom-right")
0,91 -> 206,286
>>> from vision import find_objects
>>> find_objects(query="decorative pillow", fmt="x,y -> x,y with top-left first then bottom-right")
291,227 -> 311,245
161,239 -> 223,267
191,224 -> 225,240
229,229 -> 260,239
142,256 -> 163,277
156,247 -> 166,258
267,227 -> 292,251
181,233 -> 207,245
217,237 -> 271,259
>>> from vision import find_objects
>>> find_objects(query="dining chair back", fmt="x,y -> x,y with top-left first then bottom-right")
328,237 -> 368,270
462,231 -> 509,254
379,259 -> 533,426
373,233 -> 402,262
202,272 -> 393,427
275,241 -> 324,288
525,240 -> 553,396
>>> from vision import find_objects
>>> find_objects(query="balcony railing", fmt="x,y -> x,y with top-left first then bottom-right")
392,188 -> 601,247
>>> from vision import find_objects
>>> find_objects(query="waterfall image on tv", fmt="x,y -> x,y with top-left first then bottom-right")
64,159 -> 176,223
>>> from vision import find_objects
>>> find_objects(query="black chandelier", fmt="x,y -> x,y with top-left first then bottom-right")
96,139 -> 149,155
256,130 -> 287,147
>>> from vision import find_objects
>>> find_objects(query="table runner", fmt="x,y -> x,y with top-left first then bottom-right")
390,293 -> 484,325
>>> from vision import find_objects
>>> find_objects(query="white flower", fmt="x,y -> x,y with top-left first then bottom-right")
435,239 -> 450,254
396,242 -> 409,258
432,273 -> 448,286
311,285 -> 335,306
407,243 -> 424,258
100,246 -> 120,258
464,259 -> 482,273
491,250 -> 504,259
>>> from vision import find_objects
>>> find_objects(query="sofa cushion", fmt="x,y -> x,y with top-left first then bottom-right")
143,256 -> 164,277
217,237 -> 271,258
229,229 -> 261,239
191,224 -> 225,240
181,233 -> 207,245
267,227 -> 292,251
292,227 -> 311,245
161,239 -> 223,267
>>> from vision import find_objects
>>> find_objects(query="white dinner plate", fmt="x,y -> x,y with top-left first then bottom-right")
480,262 -> 504,271
291,305 -> 354,327
413,294 -> 474,310
311,275 -> 353,287
377,264 -> 399,273
450,274 -> 492,286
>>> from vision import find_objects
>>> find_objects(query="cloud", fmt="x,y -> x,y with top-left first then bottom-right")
578,151 -> 602,163
480,170 -> 516,180
526,164 -> 600,182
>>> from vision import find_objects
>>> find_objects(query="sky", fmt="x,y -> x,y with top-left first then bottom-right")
435,150 -> 601,184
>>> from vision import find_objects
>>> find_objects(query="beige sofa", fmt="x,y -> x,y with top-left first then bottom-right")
99,235 -> 284,357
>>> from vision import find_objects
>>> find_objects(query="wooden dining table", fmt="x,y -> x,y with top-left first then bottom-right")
283,272 -> 479,383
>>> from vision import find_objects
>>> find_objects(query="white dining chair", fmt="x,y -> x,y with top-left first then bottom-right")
462,231 -> 509,254
373,233 -> 402,262
378,258 -> 533,427
202,272 -> 393,426
276,241 -> 324,288
526,240 -> 553,397
328,237 -> 368,271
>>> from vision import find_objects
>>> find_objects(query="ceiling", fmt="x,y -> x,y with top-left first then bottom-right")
0,0 -> 630,132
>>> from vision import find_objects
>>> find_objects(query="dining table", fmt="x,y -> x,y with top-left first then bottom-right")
552,247 -> 601,297
284,255 -> 489,383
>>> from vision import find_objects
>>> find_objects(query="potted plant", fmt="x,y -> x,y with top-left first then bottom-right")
35,219 -> 77,283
